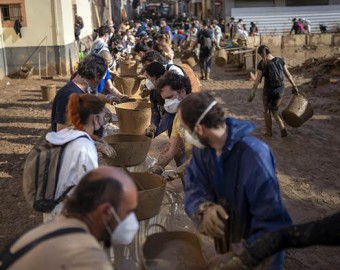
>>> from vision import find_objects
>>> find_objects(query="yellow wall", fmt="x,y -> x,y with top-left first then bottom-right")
2,0 -> 78,47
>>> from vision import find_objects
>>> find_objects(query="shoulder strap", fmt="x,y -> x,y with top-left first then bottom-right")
166,63 -> 186,77
0,227 -> 86,270
54,134 -> 90,202
166,63 -> 173,71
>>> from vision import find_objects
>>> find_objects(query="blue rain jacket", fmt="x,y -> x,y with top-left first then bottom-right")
185,117 -> 292,269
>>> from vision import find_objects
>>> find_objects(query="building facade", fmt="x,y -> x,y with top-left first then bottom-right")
0,0 -> 111,78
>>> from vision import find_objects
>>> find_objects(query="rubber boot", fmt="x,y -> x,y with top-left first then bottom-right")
263,112 -> 272,136
272,111 -> 287,137
205,70 -> 210,81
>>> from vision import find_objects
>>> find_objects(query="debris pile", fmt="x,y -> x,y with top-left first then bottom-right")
289,54 -> 340,77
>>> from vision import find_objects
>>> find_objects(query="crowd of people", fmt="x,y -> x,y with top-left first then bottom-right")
1,14 -> 338,270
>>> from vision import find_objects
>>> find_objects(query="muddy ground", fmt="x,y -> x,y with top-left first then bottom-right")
0,50 -> 339,269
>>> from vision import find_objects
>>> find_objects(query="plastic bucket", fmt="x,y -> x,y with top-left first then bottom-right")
142,225 -> 207,270
115,102 -> 151,134
113,75 -> 144,97
215,48 -> 227,67
282,93 -> 314,128
129,173 -> 166,220
104,134 -> 152,166
181,56 -> 197,68
119,60 -> 138,76
41,84 -> 56,101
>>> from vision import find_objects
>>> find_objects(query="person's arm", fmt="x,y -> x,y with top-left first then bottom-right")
158,136 -> 183,167
185,148 -> 215,227
150,90 -> 161,128
231,211 -> 340,269
248,69 -> 263,102
104,79 -> 124,98
283,65 -> 299,94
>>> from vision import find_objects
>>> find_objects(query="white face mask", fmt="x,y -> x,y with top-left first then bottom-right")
164,98 -> 180,114
108,208 -> 139,246
183,100 -> 218,149
184,129 -> 206,149
145,79 -> 155,90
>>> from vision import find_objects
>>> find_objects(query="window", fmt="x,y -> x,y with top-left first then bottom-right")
0,0 -> 26,27
1,4 -> 21,21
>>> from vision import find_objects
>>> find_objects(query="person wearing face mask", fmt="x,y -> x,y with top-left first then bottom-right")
52,54 -> 116,132
178,92 -> 292,270
144,62 -> 177,139
148,72 -> 192,177
2,166 -> 138,270
44,93 -> 116,222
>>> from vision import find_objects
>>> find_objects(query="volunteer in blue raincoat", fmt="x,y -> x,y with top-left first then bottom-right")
178,92 -> 292,270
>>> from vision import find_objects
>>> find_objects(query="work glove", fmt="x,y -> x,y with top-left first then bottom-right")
199,203 -> 228,238
247,90 -> 255,102
292,86 -> 299,95
145,124 -> 157,138
160,163 -> 187,181
105,94 -> 121,104
96,140 -> 117,159
118,94 -> 129,103
148,164 -> 164,175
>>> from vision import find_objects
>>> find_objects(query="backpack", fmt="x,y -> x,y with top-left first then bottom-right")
265,58 -> 284,89
166,64 -> 201,93
199,30 -> 213,50
23,135 -> 88,213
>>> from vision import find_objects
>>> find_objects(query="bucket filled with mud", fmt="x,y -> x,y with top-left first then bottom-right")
129,173 -> 166,220
113,75 -> 144,97
104,134 -> 151,167
143,224 -> 207,270
41,84 -> 57,101
282,93 -> 314,127
115,101 -> 151,134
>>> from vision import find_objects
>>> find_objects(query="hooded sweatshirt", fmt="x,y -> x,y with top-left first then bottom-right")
185,117 -> 291,269
43,128 -> 98,222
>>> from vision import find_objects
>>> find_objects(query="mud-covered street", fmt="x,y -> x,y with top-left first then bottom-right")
0,52 -> 339,269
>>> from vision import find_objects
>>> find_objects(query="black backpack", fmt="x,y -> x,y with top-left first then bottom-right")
199,30 -> 213,50
265,58 -> 284,89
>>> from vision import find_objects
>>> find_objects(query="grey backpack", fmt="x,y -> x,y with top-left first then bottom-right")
22,136 -> 87,212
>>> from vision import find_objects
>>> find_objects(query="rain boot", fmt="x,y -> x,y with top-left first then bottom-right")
263,112 -> 272,136
272,111 -> 287,137
205,70 -> 210,81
